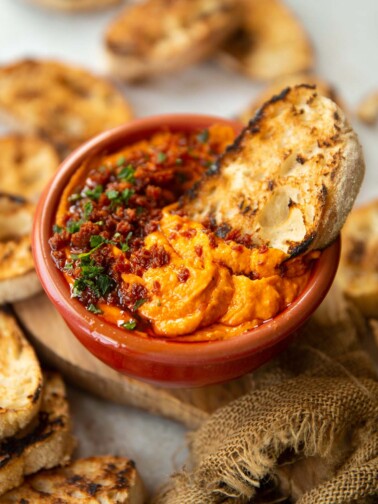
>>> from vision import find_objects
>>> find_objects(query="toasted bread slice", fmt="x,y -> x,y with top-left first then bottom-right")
336,199 -> 378,317
0,456 -> 145,503
0,59 -> 133,156
0,135 -> 59,202
0,372 -> 75,497
182,85 -> 364,255
220,0 -> 314,81
240,74 -> 344,124
29,0 -> 120,12
104,0 -> 240,81
356,90 -> 378,125
0,311 -> 42,440
0,195 -> 41,304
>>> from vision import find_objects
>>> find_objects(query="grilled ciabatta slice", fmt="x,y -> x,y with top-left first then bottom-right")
29,0 -> 120,12
220,0 -> 314,81
0,372 -> 75,497
0,135 -> 59,202
0,456 -> 145,503
0,311 -> 42,440
0,59 -> 133,156
105,0 -> 240,81
337,199 -> 378,317
239,73 -> 344,124
0,194 -> 41,304
182,85 -> 364,256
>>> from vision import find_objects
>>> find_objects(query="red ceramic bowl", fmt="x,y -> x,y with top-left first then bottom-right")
33,114 -> 340,388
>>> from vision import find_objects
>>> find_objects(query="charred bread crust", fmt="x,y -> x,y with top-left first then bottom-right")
0,372 -> 74,497
182,85 -> 364,256
0,456 -> 145,503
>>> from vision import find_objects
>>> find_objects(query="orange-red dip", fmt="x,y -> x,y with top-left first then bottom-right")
49,125 -> 318,341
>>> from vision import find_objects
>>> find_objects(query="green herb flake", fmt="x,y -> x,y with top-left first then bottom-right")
66,220 -> 82,234
117,155 -> 126,167
133,298 -> 147,312
68,193 -> 82,203
122,319 -> 137,330
120,231 -> 133,252
106,189 -> 119,201
87,303 -> 103,315
89,235 -> 106,248
136,206 -> 145,215
53,224 -> 63,234
83,201 -> 93,220
175,158 -> 183,165
122,188 -> 134,205
118,165 -> 135,183
197,129 -> 209,144
97,274 -> 114,297
85,185 -> 103,201
157,152 -> 166,163
64,261 -> 73,271
176,172 -> 188,184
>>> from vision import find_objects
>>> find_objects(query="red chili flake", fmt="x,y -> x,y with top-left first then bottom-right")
208,233 -> 218,249
231,245 -> 244,252
152,280 -> 161,294
194,245 -> 203,257
180,228 -> 196,238
177,267 -> 190,283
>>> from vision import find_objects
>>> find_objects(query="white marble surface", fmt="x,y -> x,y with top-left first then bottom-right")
0,0 -> 378,496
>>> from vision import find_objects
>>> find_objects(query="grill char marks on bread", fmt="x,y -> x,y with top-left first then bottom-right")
105,0 -> 241,81
0,59 -> 133,156
182,85 -> 364,256
0,455 -> 146,503
0,372 -> 74,497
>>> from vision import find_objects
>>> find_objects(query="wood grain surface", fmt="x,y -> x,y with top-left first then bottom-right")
13,292 -> 250,428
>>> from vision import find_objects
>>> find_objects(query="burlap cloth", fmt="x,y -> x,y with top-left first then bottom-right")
154,286 -> 378,504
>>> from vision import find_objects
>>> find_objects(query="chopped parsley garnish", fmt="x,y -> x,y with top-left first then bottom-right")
71,235 -> 107,260
83,201 -> 93,220
133,298 -> 147,312
122,319 -> 137,330
176,172 -> 188,184
107,188 -> 134,208
72,257 -> 115,300
120,231 -> 133,252
87,303 -> 103,315
53,224 -> 63,234
68,193 -> 82,202
117,155 -> 126,167
66,220 -> 82,234
157,152 -> 166,163
85,185 -> 103,201
64,261 -> 73,271
197,129 -> 209,143
118,165 -> 135,183
106,189 -> 119,200
175,158 -> 183,165
136,206 -> 145,215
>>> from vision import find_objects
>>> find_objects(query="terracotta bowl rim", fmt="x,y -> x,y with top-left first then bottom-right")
33,113 -> 340,366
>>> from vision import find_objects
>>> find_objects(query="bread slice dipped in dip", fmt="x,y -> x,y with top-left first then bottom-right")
49,86 -> 364,341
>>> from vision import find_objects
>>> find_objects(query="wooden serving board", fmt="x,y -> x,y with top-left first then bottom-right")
13,292 -> 250,429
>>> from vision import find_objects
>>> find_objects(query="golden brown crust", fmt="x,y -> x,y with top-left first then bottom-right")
337,199 -> 378,317
240,73 -> 345,124
0,195 -> 41,303
220,0 -> 314,81
0,311 -> 42,441
28,0 -> 120,12
105,0 -> 241,81
0,135 -> 59,202
0,372 -> 75,497
182,85 -> 364,255
0,455 -> 145,503
0,59 -> 133,156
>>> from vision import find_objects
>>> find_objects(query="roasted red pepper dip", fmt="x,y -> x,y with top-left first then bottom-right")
49,125 -> 319,341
